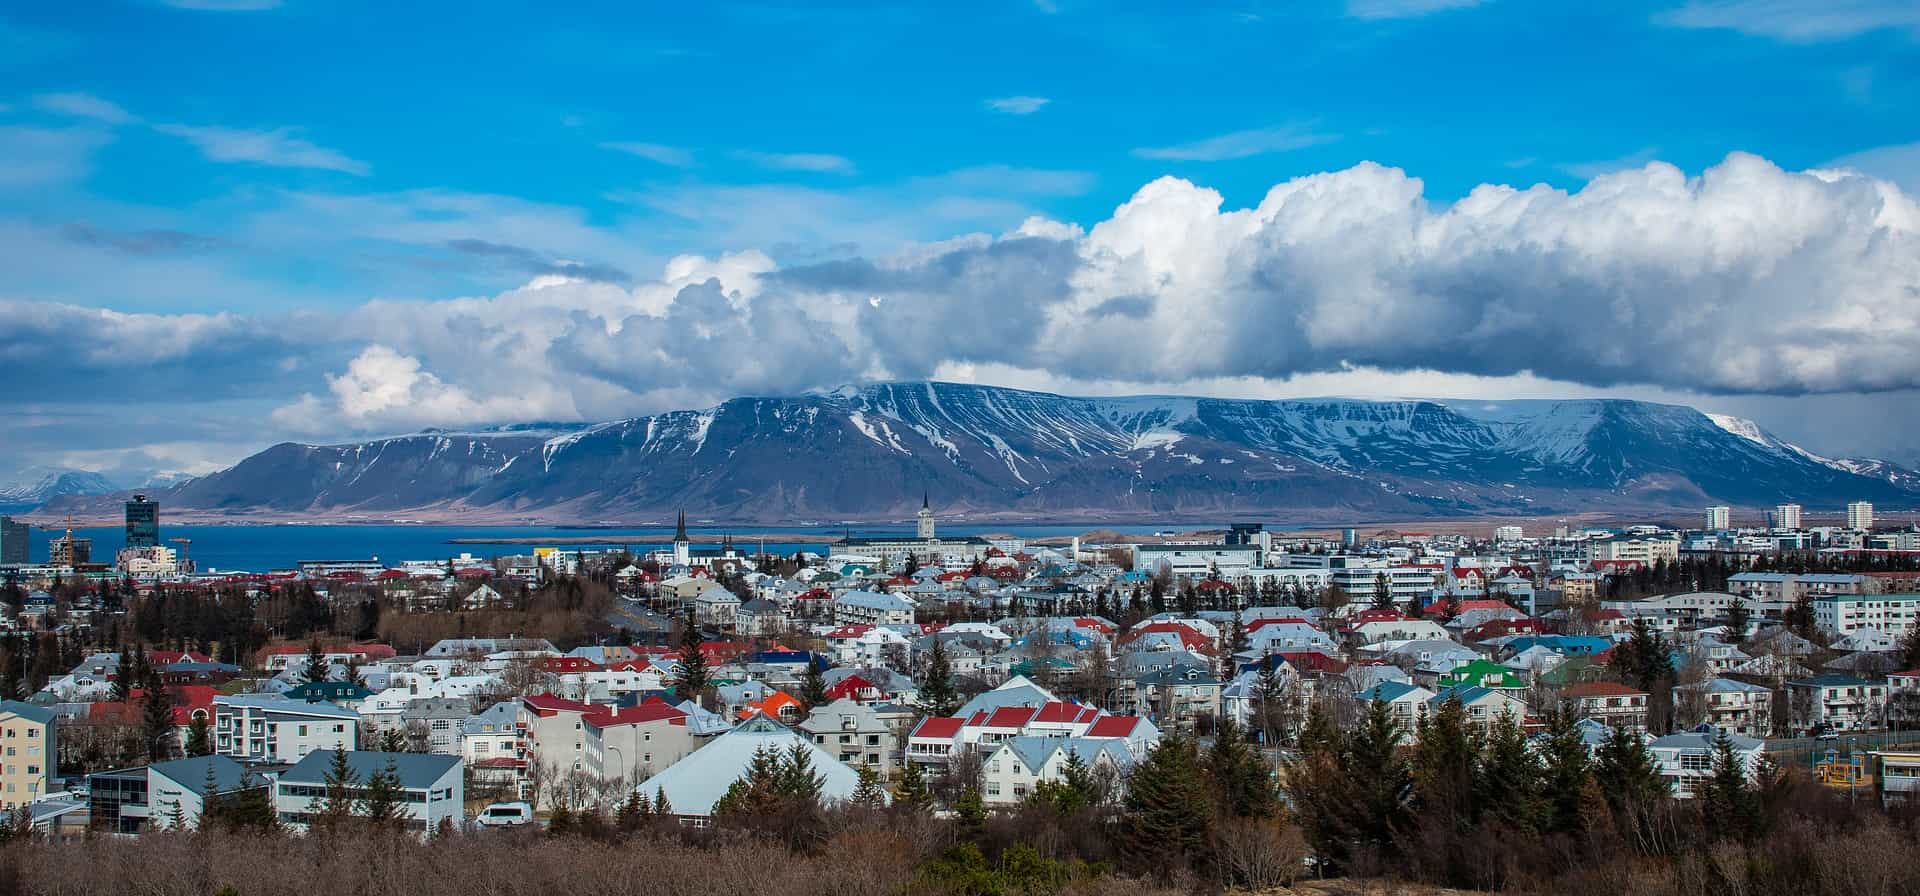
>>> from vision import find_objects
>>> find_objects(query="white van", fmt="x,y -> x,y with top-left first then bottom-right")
476,801 -> 534,827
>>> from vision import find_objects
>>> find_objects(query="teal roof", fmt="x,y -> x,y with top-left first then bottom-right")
0,700 -> 57,725
279,750 -> 459,790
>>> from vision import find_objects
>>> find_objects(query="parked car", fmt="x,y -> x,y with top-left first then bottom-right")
476,801 -> 534,827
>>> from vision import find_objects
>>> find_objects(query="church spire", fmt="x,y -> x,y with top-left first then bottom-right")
674,509 -> 688,543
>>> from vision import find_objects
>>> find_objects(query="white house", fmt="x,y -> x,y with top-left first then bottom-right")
980,736 -> 1134,805
213,695 -> 358,763
636,713 -> 871,820
274,751 -> 464,836
1648,729 -> 1762,799
833,591 -> 917,626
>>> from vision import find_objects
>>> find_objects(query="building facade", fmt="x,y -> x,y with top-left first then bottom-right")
124,495 -> 159,548
0,702 -> 56,809
213,695 -> 359,763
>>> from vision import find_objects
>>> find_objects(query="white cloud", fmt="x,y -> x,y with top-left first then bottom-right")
987,96 -> 1050,115
1656,1 -> 1920,41
154,123 -> 369,175
1826,141 -> 1920,196
1133,125 -> 1338,162
1346,0 -> 1487,20
32,92 -> 133,124
734,150 -> 856,174
0,126 -> 112,188
600,141 -> 694,167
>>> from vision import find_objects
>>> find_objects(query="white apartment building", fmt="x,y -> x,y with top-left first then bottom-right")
1812,593 -> 1920,636
274,751 -> 463,837
1848,501 -> 1875,532
1493,526 -> 1524,542
832,591 -> 917,626
1774,504 -> 1803,530
1787,675 -> 1887,732
1649,730 -> 1763,798
213,695 -> 358,763
1705,506 -> 1731,531
1586,537 -> 1680,565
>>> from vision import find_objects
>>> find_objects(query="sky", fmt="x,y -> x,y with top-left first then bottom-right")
3,0 -> 1920,484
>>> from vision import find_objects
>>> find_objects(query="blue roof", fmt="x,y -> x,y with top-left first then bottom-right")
1357,681 -> 1425,703
279,750 -> 459,789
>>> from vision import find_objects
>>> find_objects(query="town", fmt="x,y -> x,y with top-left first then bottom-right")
0,494 -> 1918,893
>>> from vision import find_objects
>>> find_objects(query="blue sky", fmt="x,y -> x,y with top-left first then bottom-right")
4,0 -> 1920,480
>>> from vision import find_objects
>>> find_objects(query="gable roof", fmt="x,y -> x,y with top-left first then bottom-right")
636,713 -> 868,816
279,750 -> 459,789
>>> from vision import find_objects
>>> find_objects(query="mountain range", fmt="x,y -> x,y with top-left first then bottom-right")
28,382 -> 1920,523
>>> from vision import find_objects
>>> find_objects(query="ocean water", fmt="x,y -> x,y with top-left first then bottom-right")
23,522 -> 1181,574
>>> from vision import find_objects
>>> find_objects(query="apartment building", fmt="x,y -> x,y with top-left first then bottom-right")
0,701 -> 56,809
1812,593 -> 1920,637
212,695 -> 358,763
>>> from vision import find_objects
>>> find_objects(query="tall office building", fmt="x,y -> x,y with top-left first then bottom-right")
0,516 -> 27,565
124,494 -> 159,548
1847,501 -> 1874,532
1773,503 -> 1802,530
49,533 -> 91,566
1705,506 -> 1731,531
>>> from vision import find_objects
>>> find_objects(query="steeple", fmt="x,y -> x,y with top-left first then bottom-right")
917,492 -> 936,541
674,509 -> 688,543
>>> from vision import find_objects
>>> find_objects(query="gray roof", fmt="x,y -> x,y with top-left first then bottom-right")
636,714 -> 868,816
148,754 -> 255,793
0,700 -> 57,725
835,590 -> 915,611
215,694 -> 360,719
280,750 -> 460,789
461,701 -> 519,735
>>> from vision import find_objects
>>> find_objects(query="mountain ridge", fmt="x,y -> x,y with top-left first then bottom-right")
29,382 -> 1920,523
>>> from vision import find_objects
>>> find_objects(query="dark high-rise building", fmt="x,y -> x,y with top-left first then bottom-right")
0,516 -> 27,565
1225,523 -> 1264,545
124,495 -> 159,548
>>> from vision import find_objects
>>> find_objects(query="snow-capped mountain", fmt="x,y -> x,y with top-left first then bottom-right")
59,382 -> 1920,522
0,467 -> 122,511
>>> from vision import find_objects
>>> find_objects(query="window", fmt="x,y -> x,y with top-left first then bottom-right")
1680,753 -> 1711,772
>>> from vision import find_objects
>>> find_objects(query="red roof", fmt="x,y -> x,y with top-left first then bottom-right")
541,657 -> 599,673
376,569 -> 411,581
1032,701 -> 1101,725
910,716 -> 965,740
149,650 -> 212,665
982,706 -> 1040,730
590,703 -> 687,728
1085,715 -> 1147,738
91,684 -> 218,727
1246,616 -> 1311,632
522,694 -> 603,717
1276,651 -> 1349,675
825,675 -> 877,700
1451,599 -> 1514,614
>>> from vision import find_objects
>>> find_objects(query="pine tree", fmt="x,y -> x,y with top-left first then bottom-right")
141,680 -> 177,762
1371,573 -> 1394,611
1537,709 -> 1593,836
302,639 -> 330,686
799,657 -> 829,710
110,643 -> 135,702
1725,599 -> 1752,643
1698,731 -> 1758,841
1410,696 -> 1475,832
313,745 -> 358,832
850,764 -> 885,809
360,756 -> 405,830
1592,724 -> 1666,817
1474,709 -> 1544,833
1205,716 -> 1274,818
185,715 -> 212,757
653,786 -> 672,817
892,758 -> 933,812
675,609 -> 709,701
778,742 -> 825,802
615,788 -> 648,833
1120,734 -> 1215,870
953,785 -> 987,842
918,637 -> 961,717
1297,700 -> 1340,756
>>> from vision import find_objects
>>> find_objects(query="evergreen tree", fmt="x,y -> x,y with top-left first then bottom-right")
918,637 -> 961,717
1371,573 -> 1394,611
798,656 -> 829,710
1474,709 -> 1544,833
892,758 -> 933,812
1592,725 -> 1666,818
1204,716 -> 1274,818
1409,696 -> 1475,832
141,680 -> 177,762
1031,750 -> 1097,815
301,639 -> 330,686
345,658 -> 367,689
1698,731 -> 1758,841
675,609 -> 710,701
777,742 -> 825,802
1120,734 -> 1215,870
615,788 -> 649,833
953,784 -> 987,842
1346,699 -> 1412,854
1537,709 -> 1593,836
1297,700 -> 1340,755
1724,599 -> 1752,643
360,756 -> 405,830
185,715 -> 212,757
850,764 -> 885,810
110,643 -> 135,702
1899,625 -> 1920,675
313,746 -> 358,832
653,786 -> 672,817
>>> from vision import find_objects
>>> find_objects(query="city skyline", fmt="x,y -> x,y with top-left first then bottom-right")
3,2 -> 1919,485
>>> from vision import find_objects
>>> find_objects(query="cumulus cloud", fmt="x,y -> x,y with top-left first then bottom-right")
6,152 -> 1920,445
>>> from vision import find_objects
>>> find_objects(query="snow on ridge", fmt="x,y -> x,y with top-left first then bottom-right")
1705,413 -> 1774,448
1131,429 -> 1184,451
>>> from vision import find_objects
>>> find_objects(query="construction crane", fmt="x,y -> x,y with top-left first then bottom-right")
170,537 -> 193,574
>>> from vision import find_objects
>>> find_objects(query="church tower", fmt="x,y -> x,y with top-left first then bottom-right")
917,492 -> 936,541
673,510 -> 692,567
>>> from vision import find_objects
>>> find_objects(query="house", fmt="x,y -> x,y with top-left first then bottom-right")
213,695 -> 358,763
695,587 -> 742,629
833,591 -> 917,626
87,754 -> 263,833
274,751 -> 464,836
459,702 -> 521,785
1132,665 -> 1221,731
1429,685 -> 1527,732
0,701 -> 56,809
1674,678 -> 1773,737
1562,681 -> 1650,732
583,701 -> 697,783
1648,729 -> 1762,798
518,694 -> 605,788
1872,750 -> 1920,805
1435,659 -> 1527,693
636,713 -> 871,821
1786,674 -> 1887,733
1356,681 -> 1438,734
797,698 -> 901,776
979,736 -> 1134,805
736,598 -> 787,636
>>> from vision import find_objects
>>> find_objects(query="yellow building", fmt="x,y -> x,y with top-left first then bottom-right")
0,701 -> 57,809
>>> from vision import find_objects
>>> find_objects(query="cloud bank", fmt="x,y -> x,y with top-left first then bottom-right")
5,152 -> 1918,447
